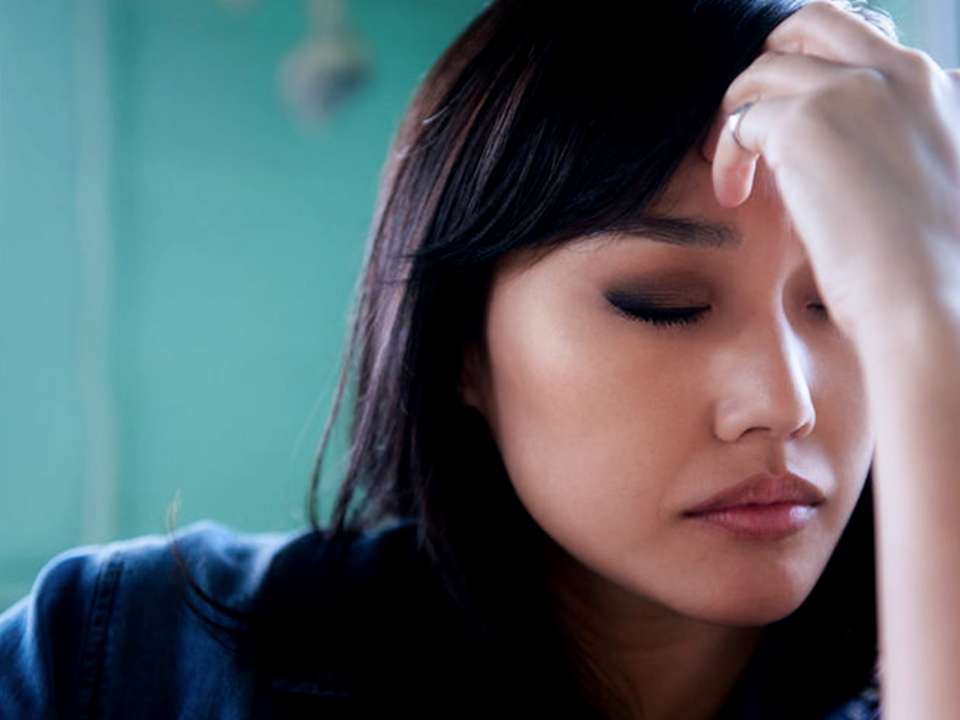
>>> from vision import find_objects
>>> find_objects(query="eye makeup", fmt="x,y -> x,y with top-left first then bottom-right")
605,288 -> 712,329
604,287 -> 832,331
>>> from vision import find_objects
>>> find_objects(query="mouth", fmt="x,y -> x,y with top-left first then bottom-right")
683,501 -> 818,540
684,472 -> 825,513
681,472 -> 826,540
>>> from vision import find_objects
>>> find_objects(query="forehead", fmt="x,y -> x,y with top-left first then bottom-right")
498,152 -> 805,277
628,151 -> 801,255
653,150 -> 782,221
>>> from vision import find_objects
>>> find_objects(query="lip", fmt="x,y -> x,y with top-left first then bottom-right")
683,472 -> 826,516
684,503 -> 819,540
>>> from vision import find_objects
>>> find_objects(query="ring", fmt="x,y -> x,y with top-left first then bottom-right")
729,101 -> 754,152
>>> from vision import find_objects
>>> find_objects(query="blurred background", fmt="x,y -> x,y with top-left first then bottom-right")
0,0 -> 955,611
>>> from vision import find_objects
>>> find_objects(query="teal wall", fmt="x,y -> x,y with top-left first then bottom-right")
107,0 -> 486,539
1,1 -> 87,609
0,0 -> 485,611
0,0 -> 938,611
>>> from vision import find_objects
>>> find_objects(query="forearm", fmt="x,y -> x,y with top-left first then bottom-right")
855,296 -> 960,720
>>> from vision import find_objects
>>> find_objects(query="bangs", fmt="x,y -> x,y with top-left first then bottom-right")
410,0 -> 800,269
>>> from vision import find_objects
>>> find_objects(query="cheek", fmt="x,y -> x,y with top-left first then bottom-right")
483,283 -> 697,550
816,350 -> 876,507
479,264 -> 876,624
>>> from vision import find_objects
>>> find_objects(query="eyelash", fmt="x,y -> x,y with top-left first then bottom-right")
609,301 -> 830,329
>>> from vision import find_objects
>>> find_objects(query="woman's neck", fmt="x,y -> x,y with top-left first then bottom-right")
543,544 -> 765,720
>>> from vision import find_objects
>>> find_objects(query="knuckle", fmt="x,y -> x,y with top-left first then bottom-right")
753,50 -> 780,70
775,0 -> 835,38
893,48 -> 947,101
733,51 -> 779,93
767,1 -> 838,50
800,1 -> 839,19
895,47 -> 939,78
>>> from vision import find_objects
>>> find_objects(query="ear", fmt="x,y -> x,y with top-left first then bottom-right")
459,340 -> 490,415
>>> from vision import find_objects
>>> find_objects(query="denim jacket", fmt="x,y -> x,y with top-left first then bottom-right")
0,520 -> 881,719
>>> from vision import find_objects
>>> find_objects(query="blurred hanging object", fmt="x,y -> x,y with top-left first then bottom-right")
279,0 -> 371,127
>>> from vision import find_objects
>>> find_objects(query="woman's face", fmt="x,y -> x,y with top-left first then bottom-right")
461,150 -> 875,626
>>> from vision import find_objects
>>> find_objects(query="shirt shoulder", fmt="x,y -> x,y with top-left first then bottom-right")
0,520 -> 301,719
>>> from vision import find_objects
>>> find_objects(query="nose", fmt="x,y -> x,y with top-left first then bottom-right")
713,318 -> 816,443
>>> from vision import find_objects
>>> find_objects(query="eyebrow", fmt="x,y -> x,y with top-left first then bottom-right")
611,215 -> 743,249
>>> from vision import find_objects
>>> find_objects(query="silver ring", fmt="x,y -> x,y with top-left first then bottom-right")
729,101 -> 754,151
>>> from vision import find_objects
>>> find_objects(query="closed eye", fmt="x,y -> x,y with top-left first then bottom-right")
606,295 -> 711,329
606,294 -> 832,330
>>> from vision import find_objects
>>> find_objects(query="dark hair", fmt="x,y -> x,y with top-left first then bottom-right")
175,0 -> 897,713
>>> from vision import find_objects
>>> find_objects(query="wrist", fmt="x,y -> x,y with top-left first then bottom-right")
852,289 -> 960,384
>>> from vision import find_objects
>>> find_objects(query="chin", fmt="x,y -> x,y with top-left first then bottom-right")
679,576 -> 817,627
701,597 -> 809,627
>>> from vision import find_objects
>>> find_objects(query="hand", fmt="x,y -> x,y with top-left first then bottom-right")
700,1 -> 960,347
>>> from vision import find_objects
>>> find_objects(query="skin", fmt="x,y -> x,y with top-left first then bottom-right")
704,7 -> 960,715
703,1 -> 960,346
464,2 -> 960,717
462,151 -> 876,720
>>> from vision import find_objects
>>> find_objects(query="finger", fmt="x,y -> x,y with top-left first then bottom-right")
701,51 -> 861,161
710,95 -> 793,207
721,51 -> 864,117
764,1 -> 901,67
701,101 -> 754,165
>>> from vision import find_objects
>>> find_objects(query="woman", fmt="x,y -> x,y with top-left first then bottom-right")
2,0 -> 958,718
